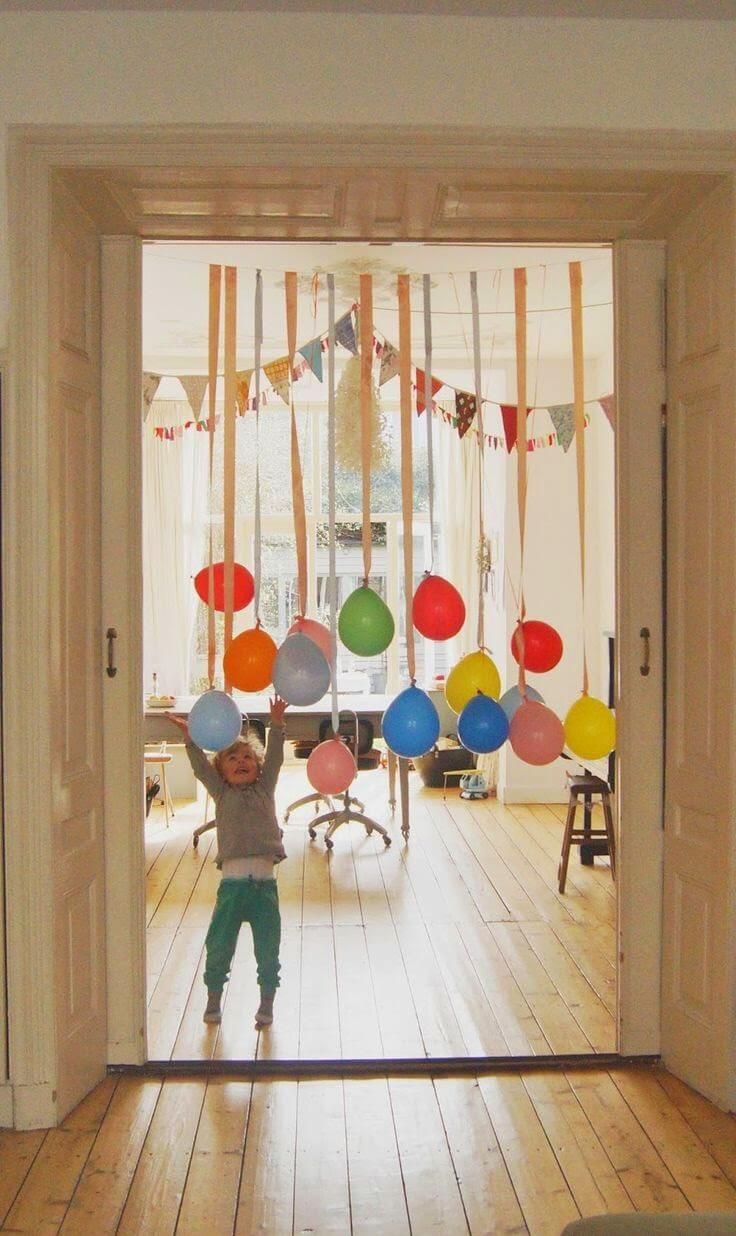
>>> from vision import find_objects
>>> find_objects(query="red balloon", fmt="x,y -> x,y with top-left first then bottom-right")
412,574 -> 466,641
510,619 -> 563,673
194,561 -> 254,613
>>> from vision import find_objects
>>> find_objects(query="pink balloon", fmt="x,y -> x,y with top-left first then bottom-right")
288,616 -> 332,663
307,737 -> 356,795
509,700 -> 565,766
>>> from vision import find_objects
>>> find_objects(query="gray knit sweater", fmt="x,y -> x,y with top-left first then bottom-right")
185,725 -> 286,869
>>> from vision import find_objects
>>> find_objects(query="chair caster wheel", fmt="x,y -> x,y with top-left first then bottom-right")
366,826 -> 373,835
325,838 -> 334,850
193,836 -> 199,849
383,836 -> 391,847
308,828 -> 316,840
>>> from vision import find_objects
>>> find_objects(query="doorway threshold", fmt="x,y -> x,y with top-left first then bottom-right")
112,1053 -> 659,1081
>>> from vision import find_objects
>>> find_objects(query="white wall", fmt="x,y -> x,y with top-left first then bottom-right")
1,12 -> 736,345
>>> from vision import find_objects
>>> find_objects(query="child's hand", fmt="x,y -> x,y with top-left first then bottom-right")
269,695 -> 288,727
165,712 -> 189,737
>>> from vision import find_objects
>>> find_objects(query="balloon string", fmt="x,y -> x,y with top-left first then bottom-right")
223,265 -> 237,691
423,274 -> 435,572
254,269 -> 263,624
398,273 -> 415,684
514,266 -> 529,693
207,264 -> 221,690
327,274 -> 339,735
470,272 -> 485,650
570,260 -> 589,697
359,274 -> 374,585
286,271 -> 308,618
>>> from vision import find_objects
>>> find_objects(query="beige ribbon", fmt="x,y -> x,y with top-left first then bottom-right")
207,265 -> 221,689
286,272 -> 308,618
223,266 -> 237,690
398,274 -> 415,682
360,274 -> 374,584
514,267 -> 529,692
570,260 -> 589,696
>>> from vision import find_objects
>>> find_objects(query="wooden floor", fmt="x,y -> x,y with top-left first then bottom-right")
3,1064 -> 736,1233
146,764 -> 616,1062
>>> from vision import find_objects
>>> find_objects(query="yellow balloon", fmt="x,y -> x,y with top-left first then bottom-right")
445,650 -> 501,714
564,695 -> 616,761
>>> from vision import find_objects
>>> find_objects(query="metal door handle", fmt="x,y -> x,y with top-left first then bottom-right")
106,627 -> 118,677
640,626 -> 650,676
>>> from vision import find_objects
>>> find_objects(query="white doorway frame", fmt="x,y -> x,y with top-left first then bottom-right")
4,123 -> 735,1123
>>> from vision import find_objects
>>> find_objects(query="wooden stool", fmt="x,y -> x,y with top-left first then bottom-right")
558,773 -> 616,892
144,742 -> 175,828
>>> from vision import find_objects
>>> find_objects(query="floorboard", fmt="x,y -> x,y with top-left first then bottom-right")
145,764 -> 616,1062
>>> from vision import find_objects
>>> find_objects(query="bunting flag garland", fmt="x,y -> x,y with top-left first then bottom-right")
335,309 -> 359,355
599,392 -> 615,429
142,371 -> 162,418
299,336 -> 324,382
500,403 -> 531,453
378,340 -> 401,387
548,404 -> 575,453
178,374 -> 208,421
414,368 -> 444,415
263,356 -> 291,405
235,370 -> 254,415
455,390 -> 478,439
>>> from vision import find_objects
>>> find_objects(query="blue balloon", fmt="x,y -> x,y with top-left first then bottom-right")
273,632 -> 331,706
499,683 -> 544,722
382,685 -> 440,758
458,693 -> 510,754
188,689 -> 242,752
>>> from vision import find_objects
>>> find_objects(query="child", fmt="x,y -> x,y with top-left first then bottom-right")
167,696 -> 288,1028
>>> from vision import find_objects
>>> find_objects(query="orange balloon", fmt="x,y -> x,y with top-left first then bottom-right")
222,626 -> 277,692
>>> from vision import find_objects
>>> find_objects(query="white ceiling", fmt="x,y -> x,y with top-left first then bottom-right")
5,1 -> 736,14
143,239 -> 614,388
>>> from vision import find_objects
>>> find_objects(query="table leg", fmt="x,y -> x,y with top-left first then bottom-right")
387,749 -> 397,810
399,758 -> 410,839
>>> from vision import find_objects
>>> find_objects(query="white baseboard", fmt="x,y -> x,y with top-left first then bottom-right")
0,1083 -> 14,1129
9,1081 -> 57,1130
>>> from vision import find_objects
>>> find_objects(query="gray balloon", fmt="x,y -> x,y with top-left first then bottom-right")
273,632 -> 331,705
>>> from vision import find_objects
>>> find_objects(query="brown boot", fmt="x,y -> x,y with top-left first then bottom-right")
255,991 -> 274,1027
203,990 -> 222,1024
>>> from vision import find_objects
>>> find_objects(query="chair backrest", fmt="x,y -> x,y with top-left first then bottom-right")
318,715 -> 374,757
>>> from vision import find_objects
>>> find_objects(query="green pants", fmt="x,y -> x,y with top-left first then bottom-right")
203,877 -> 281,996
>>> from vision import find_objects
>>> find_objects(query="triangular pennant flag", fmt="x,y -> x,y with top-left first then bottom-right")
142,372 -> 162,419
379,341 -> 401,386
599,392 -> 615,429
500,403 -> 531,452
548,403 -> 576,453
335,310 -> 358,355
235,369 -> 254,415
455,390 -> 477,439
414,368 -> 444,415
178,374 -> 208,421
298,337 -> 324,382
263,356 -> 291,405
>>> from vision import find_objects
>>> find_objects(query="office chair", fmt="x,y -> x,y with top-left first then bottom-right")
308,712 -> 391,849
282,736 -> 336,829
143,741 -> 176,828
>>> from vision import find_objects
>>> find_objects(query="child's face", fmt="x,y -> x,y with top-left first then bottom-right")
220,742 -> 260,787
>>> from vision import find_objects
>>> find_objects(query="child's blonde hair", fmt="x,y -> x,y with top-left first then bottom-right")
213,732 -> 265,776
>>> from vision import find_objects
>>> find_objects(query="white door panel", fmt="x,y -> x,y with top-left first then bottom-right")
50,187 -> 107,1117
663,179 -> 736,1107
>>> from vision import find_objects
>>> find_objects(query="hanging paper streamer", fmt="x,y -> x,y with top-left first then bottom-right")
206,264 -> 221,688
470,271 -> 486,650
360,273 -> 374,586
398,273 -> 415,684
286,270 -> 308,620
254,270 -> 263,621
222,265 -> 237,682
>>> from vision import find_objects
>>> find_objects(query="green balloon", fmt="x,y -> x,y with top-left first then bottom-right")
338,585 -> 395,656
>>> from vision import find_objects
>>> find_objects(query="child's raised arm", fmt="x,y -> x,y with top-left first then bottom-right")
269,695 -> 288,728
165,712 -> 190,738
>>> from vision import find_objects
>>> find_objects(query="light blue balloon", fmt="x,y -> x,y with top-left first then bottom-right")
499,684 -> 544,722
273,632 -> 331,706
188,689 -> 243,752
458,694 -> 509,754
382,685 -> 440,759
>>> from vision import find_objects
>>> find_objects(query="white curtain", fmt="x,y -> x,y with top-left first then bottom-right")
142,401 -> 208,697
